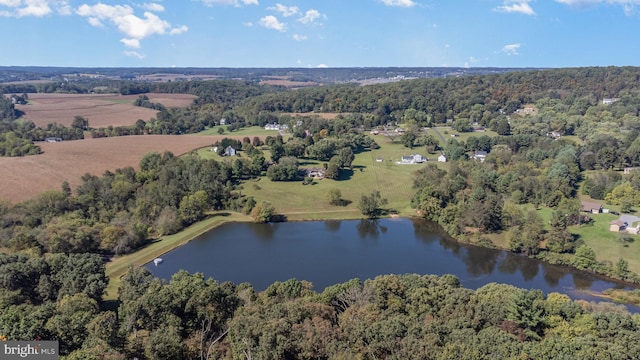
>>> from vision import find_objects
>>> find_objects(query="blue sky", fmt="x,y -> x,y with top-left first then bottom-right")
0,0 -> 638,68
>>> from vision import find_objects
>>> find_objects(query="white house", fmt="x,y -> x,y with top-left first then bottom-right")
471,151 -> 487,162
224,146 -> 236,157
219,118 -> 227,125
438,154 -> 447,162
399,154 -> 426,164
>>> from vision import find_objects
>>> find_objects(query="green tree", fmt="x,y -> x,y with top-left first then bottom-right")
71,115 -> 89,130
574,245 -> 597,270
358,191 -> 388,218
400,131 -> 417,148
178,190 -> 209,225
506,289 -> 546,340
615,258 -> 629,279
328,189 -> 343,206
251,201 -> 276,223
336,147 -> 355,169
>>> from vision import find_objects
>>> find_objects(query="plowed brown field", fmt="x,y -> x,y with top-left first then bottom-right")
0,135 -> 246,204
14,93 -> 197,128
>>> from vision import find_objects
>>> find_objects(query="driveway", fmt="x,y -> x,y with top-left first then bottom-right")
618,214 -> 640,226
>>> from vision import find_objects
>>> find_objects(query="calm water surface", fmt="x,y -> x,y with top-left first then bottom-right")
146,218 -> 637,306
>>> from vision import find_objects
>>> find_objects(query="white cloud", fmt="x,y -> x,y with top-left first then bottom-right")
292,33 -> 307,41
379,0 -> 416,7
0,0 -> 72,17
142,3 -> 164,12
494,0 -> 536,15
316,64 -> 329,68
120,38 -> 140,48
269,3 -> 298,16
195,0 -> 258,7
464,57 -> 481,68
17,0 -> 52,17
56,1 -> 71,15
87,17 -> 102,26
555,0 -> 640,14
0,0 -> 22,6
258,15 -> 286,31
77,3 -> 188,45
170,25 -> 188,35
298,9 -> 322,24
500,43 -> 521,55
123,50 -> 145,59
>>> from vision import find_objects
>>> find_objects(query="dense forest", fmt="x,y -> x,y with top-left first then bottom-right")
6,66 -> 640,357
2,261 -> 639,359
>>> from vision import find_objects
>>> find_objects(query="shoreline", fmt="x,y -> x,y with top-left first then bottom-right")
103,210 -> 369,299
104,212 -> 251,299
104,211 -> 640,305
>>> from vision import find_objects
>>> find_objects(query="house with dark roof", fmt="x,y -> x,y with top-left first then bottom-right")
580,200 -> 602,214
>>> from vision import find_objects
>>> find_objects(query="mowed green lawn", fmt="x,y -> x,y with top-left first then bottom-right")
572,212 -> 640,274
238,137 -> 441,221
194,125 -> 280,137
432,126 -> 499,146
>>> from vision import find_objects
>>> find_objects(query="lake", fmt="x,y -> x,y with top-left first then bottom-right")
146,217 -> 637,306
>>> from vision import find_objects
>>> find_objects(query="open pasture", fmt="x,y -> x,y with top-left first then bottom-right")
239,138 -> 439,220
0,135 -> 244,204
14,93 -> 197,128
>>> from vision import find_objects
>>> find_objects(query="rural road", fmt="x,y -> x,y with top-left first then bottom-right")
431,127 -> 447,144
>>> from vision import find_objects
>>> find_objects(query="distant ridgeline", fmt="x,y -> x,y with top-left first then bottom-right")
2,66 -> 640,152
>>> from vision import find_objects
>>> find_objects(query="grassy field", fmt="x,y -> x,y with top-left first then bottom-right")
433,126 -> 499,145
104,212 -> 250,299
195,126 -> 281,137
572,212 -> 640,273
238,136 -> 444,221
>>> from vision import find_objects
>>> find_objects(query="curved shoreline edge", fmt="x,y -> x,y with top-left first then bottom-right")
104,211 -> 640,305
104,212 -> 250,299
104,210 -> 366,299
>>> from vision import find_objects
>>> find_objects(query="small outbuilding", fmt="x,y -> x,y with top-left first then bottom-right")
610,219 -> 625,232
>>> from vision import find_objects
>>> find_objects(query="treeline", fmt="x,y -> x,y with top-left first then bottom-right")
133,95 -> 165,111
233,67 -> 640,125
2,266 -> 639,359
409,129 -> 640,282
0,151 -> 257,255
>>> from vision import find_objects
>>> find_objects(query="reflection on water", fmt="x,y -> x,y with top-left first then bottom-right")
147,217 -> 638,309
324,220 -> 341,233
356,219 -> 387,239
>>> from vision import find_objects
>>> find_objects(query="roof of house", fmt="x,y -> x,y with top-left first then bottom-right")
611,219 -> 625,226
473,151 -> 488,156
581,200 -> 602,210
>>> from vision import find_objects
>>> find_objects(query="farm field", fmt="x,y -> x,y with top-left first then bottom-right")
14,93 -> 197,128
0,135 -> 245,204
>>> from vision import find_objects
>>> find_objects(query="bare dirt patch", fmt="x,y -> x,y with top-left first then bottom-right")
0,134 -> 248,204
14,93 -> 197,128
